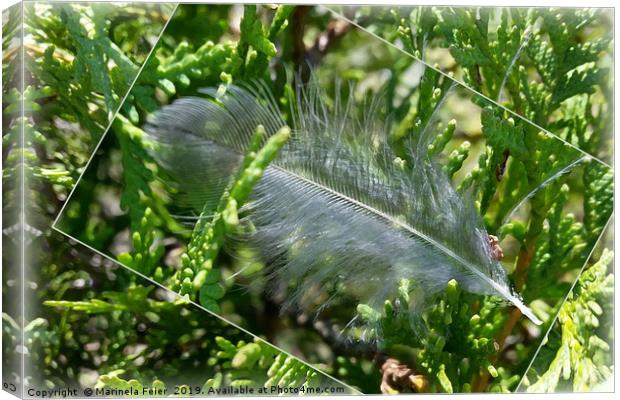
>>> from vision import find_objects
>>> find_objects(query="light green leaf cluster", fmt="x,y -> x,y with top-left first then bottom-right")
203,337 -> 321,391
526,250 -> 613,392
125,5 -> 293,126
357,280 -> 508,393
177,124 -> 290,312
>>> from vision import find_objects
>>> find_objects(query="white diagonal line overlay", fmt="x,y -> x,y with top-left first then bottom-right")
326,6 -> 613,170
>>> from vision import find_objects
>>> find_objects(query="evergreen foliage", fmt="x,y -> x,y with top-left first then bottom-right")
524,249 -> 613,392
348,6 -> 613,162
4,3 -> 614,395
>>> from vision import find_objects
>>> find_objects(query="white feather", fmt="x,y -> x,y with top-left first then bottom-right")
144,78 -> 542,327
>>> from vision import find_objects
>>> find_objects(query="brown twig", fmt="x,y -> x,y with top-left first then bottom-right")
305,19 -> 352,65
290,6 -> 352,82
291,6 -> 308,70
471,239 -> 536,392
377,355 -> 428,394
495,150 -> 510,181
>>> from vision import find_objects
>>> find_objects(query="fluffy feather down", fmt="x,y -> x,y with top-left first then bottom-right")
144,78 -> 541,327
